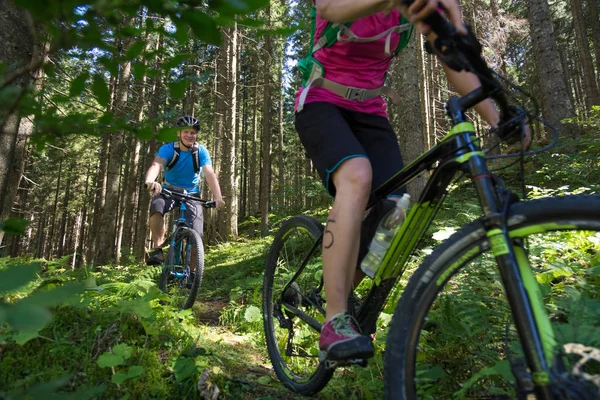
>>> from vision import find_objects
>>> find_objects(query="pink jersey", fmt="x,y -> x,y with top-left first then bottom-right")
294,10 -> 403,118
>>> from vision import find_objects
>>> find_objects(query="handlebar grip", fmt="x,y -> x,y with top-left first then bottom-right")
204,201 -> 217,209
400,0 -> 456,39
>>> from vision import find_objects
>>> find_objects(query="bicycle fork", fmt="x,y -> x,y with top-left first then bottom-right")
467,154 -> 556,399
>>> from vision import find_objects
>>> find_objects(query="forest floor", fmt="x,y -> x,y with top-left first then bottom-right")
1,133 -> 599,399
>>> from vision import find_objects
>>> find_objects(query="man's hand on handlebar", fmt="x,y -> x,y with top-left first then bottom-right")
145,181 -> 162,195
214,199 -> 225,209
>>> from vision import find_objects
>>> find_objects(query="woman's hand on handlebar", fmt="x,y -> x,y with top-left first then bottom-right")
145,181 -> 162,195
398,0 -> 467,36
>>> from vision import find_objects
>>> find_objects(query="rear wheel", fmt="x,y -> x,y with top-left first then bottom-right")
262,215 -> 334,395
385,195 -> 600,399
159,227 -> 204,310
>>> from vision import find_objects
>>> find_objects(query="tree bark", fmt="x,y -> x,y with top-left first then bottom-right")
56,165 -> 73,258
526,0 -> 575,134
219,23 -> 239,240
260,7 -> 273,237
95,22 -> 134,265
248,58 -> 259,237
571,0 -> 600,108
393,36 -> 426,199
135,30 -> 164,260
0,1 -> 36,246
585,0 -> 600,85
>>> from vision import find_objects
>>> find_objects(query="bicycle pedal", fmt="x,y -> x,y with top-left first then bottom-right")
322,358 -> 368,369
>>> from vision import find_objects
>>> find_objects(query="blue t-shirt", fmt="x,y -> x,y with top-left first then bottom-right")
156,142 -> 211,193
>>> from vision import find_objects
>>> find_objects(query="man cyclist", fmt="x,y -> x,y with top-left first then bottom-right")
145,115 -> 225,266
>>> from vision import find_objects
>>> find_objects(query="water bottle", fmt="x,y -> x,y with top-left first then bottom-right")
360,193 -> 411,278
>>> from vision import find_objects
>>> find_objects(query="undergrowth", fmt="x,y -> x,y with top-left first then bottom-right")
0,134 -> 598,399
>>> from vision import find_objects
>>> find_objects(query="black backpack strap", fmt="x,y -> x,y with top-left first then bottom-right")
166,142 -> 181,170
191,144 -> 200,174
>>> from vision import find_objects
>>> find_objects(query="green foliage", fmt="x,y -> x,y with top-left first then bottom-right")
0,218 -> 30,236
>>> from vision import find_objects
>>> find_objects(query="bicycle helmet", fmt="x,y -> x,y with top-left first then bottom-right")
176,115 -> 200,132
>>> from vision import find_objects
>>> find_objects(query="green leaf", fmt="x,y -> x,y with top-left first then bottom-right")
0,262 -> 40,293
238,17 -> 263,28
69,73 -> 89,97
97,352 -> 125,368
111,365 -> 144,384
0,86 -> 23,110
6,304 -> 52,332
111,373 -> 129,384
127,365 -> 144,379
98,111 -> 115,126
172,19 -> 190,45
98,57 -> 119,76
185,12 -> 221,45
84,275 -> 98,289
164,53 -> 191,70
173,357 -> 197,382
13,329 -> 41,345
132,62 -> 148,79
256,375 -> 270,385
116,297 -> 154,318
126,41 -> 146,60
244,305 -> 261,323
135,125 -> 153,140
92,75 -> 110,107
112,343 -> 133,360
21,282 -> 84,307
157,127 -> 179,142
168,79 -> 188,99
0,217 -> 30,236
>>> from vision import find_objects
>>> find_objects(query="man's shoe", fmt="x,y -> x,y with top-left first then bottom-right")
319,312 -> 374,362
146,248 -> 164,266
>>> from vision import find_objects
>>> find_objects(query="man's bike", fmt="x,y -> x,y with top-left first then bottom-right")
158,187 -> 215,310
261,12 -> 600,400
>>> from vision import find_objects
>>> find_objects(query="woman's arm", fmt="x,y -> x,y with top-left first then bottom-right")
316,0 -> 397,23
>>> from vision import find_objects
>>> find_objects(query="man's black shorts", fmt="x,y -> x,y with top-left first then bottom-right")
150,192 -> 204,236
295,102 -> 405,197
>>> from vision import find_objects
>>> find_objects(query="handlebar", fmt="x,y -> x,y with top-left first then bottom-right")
401,2 -> 524,140
156,186 -> 216,209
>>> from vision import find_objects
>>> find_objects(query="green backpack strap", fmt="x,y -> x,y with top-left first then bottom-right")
298,6 -> 352,87
394,14 -> 414,54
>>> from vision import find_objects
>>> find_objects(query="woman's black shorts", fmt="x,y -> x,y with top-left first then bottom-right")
295,102 -> 405,197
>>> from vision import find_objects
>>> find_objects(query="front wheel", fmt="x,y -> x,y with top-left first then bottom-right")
385,195 -> 600,399
262,215 -> 334,396
159,227 -> 204,310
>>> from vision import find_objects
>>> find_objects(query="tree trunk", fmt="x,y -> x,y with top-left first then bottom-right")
248,60 -> 259,237
219,23 -> 239,240
277,60 -> 285,211
526,0 -> 575,134
56,165 -> 73,258
586,0 -> 600,84
135,31 -> 164,260
95,23 -> 134,265
571,0 -> 600,108
0,1 -> 36,246
394,37 -> 427,199
86,138 -> 108,264
260,7 -> 273,237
